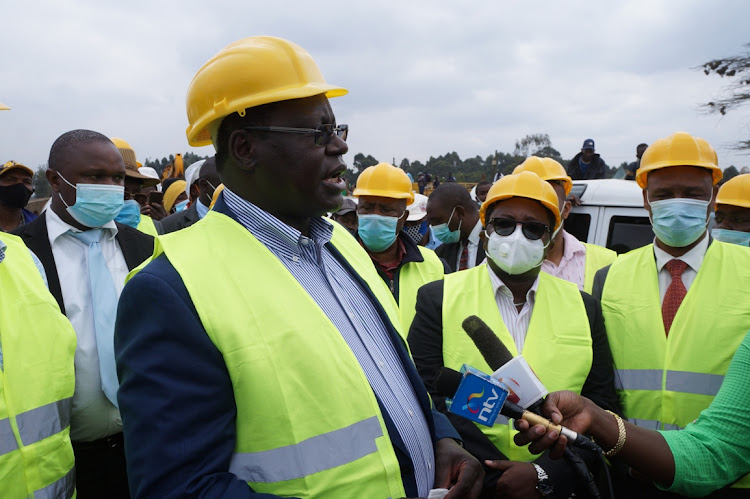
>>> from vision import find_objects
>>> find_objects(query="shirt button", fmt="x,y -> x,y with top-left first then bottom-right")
115,417 -> 122,426
428,463 -> 432,470
408,410 -> 414,417
378,361 -> 385,368
292,256 -> 300,262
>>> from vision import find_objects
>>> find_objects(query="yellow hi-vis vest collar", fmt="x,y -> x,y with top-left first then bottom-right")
441,264 -> 592,462
0,234 -> 76,499
601,241 -> 750,488
143,210 -> 407,498
397,246 -> 444,335
582,243 -> 617,294
136,215 -> 159,237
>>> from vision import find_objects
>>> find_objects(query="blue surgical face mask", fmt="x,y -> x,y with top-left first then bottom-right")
712,228 -> 750,246
115,199 -> 142,228
431,206 -> 462,244
358,213 -> 401,252
175,199 -> 189,212
648,195 -> 710,248
57,172 -> 125,228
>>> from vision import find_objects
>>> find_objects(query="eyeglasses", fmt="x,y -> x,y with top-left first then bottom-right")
243,124 -> 348,146
486,218 -> 550,240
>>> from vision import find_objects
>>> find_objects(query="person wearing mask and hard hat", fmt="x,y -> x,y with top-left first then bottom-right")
712,173 -> 750,246
0,232 -> 78,498
427,183 -> 485,272
354,162 -> 448,332
14,129 -> 155,499
513,156 -> 617,293
111,138 -> 165,237
591,132 -> 750,496
409,172 -> 619,499
115,36 -> 483,499
160,157 -> 221,234
0,161 -> 36,232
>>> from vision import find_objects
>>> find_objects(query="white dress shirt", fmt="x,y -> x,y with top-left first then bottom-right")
486,265 -> 540,353
653,232 -> 709,304
456,219 -> 484,270
46,208 -> 127,441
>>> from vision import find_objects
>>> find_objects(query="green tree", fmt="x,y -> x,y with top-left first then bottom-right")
699,43 -> 750,150
513,133 -> 553,158
32,165 -> 52,199
351,153 -> 378,177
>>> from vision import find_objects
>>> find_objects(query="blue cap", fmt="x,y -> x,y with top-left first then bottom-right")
582,139 -> 595,150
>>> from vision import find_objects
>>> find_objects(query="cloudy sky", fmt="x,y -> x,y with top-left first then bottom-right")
2,0 -> 749,173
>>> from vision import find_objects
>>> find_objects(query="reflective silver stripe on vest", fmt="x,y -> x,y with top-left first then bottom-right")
0,417 -> 19,456
229,416 -> 382,483
666,371 -> 725,397
628,418 -> 681,431
33,466 -> 75,499
614,369 -> 663,391
16,398 -> 72,447
616,369 -> 725,397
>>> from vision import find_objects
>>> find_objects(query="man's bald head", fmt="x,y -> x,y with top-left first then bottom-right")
48,129 -> 115,173
426,182 -> 480,241
429,182 -> 477,214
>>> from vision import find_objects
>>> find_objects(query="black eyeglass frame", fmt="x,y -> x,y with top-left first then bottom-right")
242,124 -> 348,146
486,217 -> 551,240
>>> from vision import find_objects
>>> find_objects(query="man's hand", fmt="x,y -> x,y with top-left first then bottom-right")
485,460 -> 540,499
434,438 -> 483,499
567,194 -> 582,207
142,202 -> 168,221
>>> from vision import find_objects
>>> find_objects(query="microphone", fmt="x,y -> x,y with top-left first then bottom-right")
462,315 -> 547,408
436,366 -> 600,453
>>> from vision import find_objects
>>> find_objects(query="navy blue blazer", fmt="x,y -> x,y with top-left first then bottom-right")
115,199 -> 460,499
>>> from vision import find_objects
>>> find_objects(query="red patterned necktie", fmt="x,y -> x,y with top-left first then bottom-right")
662,259 -> 688,335
459,243 -> 470,271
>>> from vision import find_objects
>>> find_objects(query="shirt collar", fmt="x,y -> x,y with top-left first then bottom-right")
561,230 -> 587,262
46,206 -> 118,245
485,263 -> 540,304
653,231 -> 709,273
467,219 -> 483,245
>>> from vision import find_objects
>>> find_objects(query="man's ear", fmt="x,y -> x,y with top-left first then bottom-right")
46,168 -> 61,193
562,199 -> 572,220
229,129 -> 258,172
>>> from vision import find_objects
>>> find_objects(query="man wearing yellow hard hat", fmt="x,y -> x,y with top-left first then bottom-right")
0,160 -> 37,232
409,171 -> 618,498
513,156 -> 617,293
712,173 -> 750,246
591,132 -> 750,495
115,36 -> 482,498
353,162 -> 448,332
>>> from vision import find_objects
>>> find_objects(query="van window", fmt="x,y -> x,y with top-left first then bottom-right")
607,216 -> 653,254
566,213 -> 591,242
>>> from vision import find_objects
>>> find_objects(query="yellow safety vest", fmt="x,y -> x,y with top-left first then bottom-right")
137,211 -> 407,498
136,215 -> 159,237
601,241 -> 750,488
442,265 -> 592,461
582,243 -> 617,294
0,234 -> 77,499
397,246 -> 445,335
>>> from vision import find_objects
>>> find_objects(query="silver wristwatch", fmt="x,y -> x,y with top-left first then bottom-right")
533,463 -> 554,497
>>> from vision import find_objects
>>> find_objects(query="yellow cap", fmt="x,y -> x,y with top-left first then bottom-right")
353,162 -> 414,204
0,102 -> 10,111
636,132 -> 721,188
185,36 -> 348,147
716,174 -> 750,210
512,156 -> 572,196
210,183 -> 225,209
163,180 -> 187,212
480,171 -> 561,230
0,160 -> 34,178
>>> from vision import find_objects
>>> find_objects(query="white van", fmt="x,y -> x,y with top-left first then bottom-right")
566,179 -> 654,254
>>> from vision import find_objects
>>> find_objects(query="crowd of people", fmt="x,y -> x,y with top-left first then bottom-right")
1,35 -> 750,499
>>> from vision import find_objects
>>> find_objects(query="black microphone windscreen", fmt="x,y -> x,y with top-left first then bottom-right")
435,367 -> 463,398
461,315 -> 514,371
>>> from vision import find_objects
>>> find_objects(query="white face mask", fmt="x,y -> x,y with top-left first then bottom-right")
486,225 -> 547,275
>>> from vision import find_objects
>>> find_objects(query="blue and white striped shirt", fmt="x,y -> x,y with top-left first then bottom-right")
223,188 -> 435,496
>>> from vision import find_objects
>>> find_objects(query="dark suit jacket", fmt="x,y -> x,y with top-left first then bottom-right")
114,199 -> 460,499
13,212 -> 154,315
435,239 -> 486,273
408,278 -> 619,498
159,202 -> 200,234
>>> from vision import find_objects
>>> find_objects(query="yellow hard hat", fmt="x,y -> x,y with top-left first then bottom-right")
480,171 -> 561,230
185,36 -> 348,147
636,132 -> 721,188
716,174 -> 750,210
210,183 -> 225,209
512,156 -> 572,196
353,162 -> 414,205
0,102 -> 9,111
